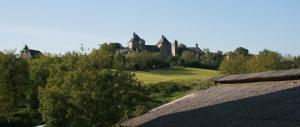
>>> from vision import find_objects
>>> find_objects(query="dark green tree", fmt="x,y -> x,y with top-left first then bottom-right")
234,47 -> 249,56
181,51 -> 196,64
0,53 -> 34,126
39,53 -> 149,127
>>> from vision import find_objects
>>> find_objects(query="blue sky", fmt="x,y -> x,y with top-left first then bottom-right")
0,0 -> 299,55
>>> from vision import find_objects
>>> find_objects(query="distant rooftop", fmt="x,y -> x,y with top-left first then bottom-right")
213,69 -> 300,84
156,35 -> 171,45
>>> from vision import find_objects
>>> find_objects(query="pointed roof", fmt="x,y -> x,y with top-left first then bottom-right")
156,35 -> 171,45
174,40 -> 179,44
128,32 -> 141,43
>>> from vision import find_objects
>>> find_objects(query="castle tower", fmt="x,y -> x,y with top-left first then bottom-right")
156,35 -> 171,60
172,40 -> 178,57
128,32 -> 141,51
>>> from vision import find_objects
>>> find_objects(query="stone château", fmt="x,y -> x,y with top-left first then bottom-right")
20,45 -> 42,59
119,32 -> 203,60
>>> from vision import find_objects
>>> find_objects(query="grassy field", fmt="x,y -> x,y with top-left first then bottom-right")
132,67 -> 219,106
133,67 -> 219,85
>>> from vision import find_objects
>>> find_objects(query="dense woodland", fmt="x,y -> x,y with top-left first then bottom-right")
0,43 -> 300,127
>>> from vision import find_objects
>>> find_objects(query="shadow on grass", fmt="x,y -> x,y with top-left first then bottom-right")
145,81 -> 192,107
145,81 -> 216,109
140,86 -> 300,127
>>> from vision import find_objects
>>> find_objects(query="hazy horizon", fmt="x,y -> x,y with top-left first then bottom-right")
1,0 -> 299,55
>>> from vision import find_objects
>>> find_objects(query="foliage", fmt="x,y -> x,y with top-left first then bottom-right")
191,81 -> 217,90
89,44 -> 115,69
245,49 -> 283,72
178,43 -> 187,55
0,53 -> 35,126
38,53 -> 149,127
125,52 -> 168,70
175,48 -> 223,69
219,49 -> 300,74
219,55 -> 250,74
234,47 -> 249,56
28,55 -> 56,110
181,51 -> 197,64
2,43 -> 300,127
201,50 -> 223,69
293,56 -> 300,68
145,82 -> 191,106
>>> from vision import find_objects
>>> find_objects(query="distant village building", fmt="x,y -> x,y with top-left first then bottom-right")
122,32 -> 203,60
224,51 -> 234,60
187,43 -> 204,59
20,45 -> 42,59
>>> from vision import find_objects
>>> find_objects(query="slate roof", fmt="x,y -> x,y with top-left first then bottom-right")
144,45 -> 160,52
213,69 -> 300,84
156,35 -> 171,45
128,32 -> 142,43
121,80 -> 300,127
187,47 -> 202,54
28,49 -> 42,57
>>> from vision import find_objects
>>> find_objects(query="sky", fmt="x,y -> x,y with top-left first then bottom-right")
0,0 -> 299,55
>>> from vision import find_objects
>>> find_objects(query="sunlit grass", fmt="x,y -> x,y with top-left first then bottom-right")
133,67 -> 219,85
131,67 -> 220,113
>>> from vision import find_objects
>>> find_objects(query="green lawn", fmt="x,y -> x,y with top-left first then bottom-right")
133,67 -> 219,85
130,67 -> 219,116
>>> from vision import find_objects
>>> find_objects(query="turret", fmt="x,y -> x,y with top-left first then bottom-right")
172,40 -> 178,56
128,32 -> 142,51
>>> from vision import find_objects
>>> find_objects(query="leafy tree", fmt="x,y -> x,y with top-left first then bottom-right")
125,52 -> 167,70
219,49 -> 291,74
90,46 -> 115,69
293,56 -> 300,68
178,43 -> 187,55
178,43 -> 187,49
219,55 -> 250,74
98,42 -> 122,54
202,50 -> 223,69
246,49 -> 283,72
181,51 -> 196,64
234,47 -> 249,56
39,54 -> 149,127
0,53 -> 34,126
28,55 -> 56,109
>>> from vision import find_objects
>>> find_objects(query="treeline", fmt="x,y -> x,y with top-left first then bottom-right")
219,47 -> 300,74
0,46 -> 152,126
98,43 -> 224,70
171,48 -> 223,69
